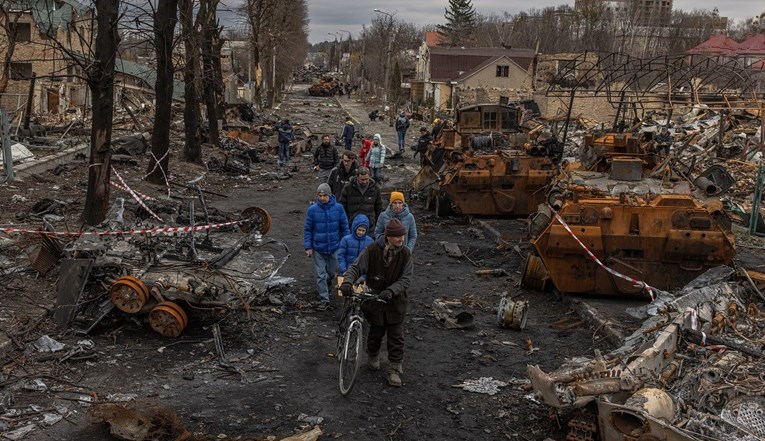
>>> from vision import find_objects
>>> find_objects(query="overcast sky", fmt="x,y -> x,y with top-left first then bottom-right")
219,1 -> 763,44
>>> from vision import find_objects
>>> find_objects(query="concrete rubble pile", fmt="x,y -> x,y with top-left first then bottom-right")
527,266 -> 765,440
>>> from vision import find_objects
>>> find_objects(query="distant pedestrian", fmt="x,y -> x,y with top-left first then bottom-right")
359,134 -> 372,169
304,183 -> 350,308
395,111 -> 410,153
276,118 -> 295,167
328,151 -> 357,199
314,134 -> 339,183
341,116 -> 355,151
415,126 -> 432,165
337,213 -> 374,275
339,166 -> 383,233
366,133 -> 386,185
375,191 -> 417,250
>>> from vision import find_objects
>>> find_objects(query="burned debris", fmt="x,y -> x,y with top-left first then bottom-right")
527,267 -> 765,440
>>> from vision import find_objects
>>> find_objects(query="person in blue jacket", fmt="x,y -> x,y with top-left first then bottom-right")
338,214 -> 374,275
275,118 -> 295,167
304,183 -> 350,308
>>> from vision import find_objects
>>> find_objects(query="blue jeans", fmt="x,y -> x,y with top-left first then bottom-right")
397,130 -> 406,152
371,167 -> 382,185
344,138 -> 353,150
312,250 -> 338,302
279,142 -> 290,165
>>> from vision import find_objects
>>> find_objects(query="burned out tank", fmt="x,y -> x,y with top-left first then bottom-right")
522,131 -> 736,296
412,101 -> 562,216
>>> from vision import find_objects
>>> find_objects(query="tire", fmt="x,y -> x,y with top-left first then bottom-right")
339,319 -> 363,396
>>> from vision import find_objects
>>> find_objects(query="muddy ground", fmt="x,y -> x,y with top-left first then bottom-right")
0,85 -> 632,441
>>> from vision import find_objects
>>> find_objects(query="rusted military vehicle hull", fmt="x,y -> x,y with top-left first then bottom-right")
431,153 -> 556,216
524,194 -> 735,295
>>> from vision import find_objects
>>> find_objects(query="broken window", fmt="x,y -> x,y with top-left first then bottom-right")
9,22 -> 31,43
496,65 -> 509,77
9,62 -> 33,80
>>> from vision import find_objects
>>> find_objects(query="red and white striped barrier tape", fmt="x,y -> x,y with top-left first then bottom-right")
110,180 -> 157,201
0,219 -> 245,237
553,211 -> 655,301
111,166 -> 164,223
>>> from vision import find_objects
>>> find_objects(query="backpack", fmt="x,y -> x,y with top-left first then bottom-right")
396,116 -> 408,131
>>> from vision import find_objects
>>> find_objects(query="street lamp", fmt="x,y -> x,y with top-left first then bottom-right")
373,8 -> 396,106
327,32 -> 341,71
338,29 -> 353,84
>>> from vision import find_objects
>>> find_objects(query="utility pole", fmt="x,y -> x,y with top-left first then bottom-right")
373,9 -> 395,104
360,25 -> 366,94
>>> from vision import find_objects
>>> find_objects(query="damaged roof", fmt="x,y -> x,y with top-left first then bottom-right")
15,0 -> 90,37
115,58 -> 186,102
429,47 -> 535,83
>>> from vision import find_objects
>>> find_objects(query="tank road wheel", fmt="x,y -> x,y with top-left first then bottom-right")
110,276 -> 149,314
521,254 -> 550,291
240,206 -> 272,235
149,301 -> 189,337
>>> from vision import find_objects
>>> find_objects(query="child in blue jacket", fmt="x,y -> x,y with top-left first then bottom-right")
338,214 -> 374,274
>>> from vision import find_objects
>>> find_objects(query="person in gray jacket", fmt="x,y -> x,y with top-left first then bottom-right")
374,191 -> 417,250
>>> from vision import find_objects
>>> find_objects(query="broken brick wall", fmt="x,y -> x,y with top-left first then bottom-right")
0,9 -> 93,116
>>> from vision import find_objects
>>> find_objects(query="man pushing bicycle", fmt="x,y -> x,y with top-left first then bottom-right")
340,218 -> 413,387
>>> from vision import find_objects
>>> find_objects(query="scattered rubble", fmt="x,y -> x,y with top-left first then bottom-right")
527,267 -> 765,440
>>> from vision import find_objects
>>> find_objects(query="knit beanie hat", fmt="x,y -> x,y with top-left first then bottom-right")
389,191 -> 405,204
384,219 -> 406,237
317,183 -> 332,195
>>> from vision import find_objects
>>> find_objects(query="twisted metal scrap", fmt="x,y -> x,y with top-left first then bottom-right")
545,51 -> 764,108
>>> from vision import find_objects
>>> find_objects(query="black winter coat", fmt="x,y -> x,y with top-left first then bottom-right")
328,162 -> 357,199
339,176 -> 383,229
314,143 -> 339,170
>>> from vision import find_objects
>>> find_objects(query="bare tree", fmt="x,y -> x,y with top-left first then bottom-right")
178,0 -> 202,163
0,1 -> 25,94
83,0 -> 121,225
146,0 -> 179,184
199,0 -> 221,146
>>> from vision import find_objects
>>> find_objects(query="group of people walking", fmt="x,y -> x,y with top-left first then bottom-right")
303,115 -> 419,387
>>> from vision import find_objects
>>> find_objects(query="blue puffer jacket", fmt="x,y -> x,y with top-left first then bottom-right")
304,195 -> 350,254
374,203 -> 418,250
338,214 -> 374,272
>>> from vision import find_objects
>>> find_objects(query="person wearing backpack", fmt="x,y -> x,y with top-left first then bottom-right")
394,111 -> 410,154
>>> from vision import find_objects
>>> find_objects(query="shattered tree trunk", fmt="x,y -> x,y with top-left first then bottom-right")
179,0 -> 202,163
147,0 -> 179,184
82,0 -> 120,225
245,0 -> 267,109
200,0 -> 220,147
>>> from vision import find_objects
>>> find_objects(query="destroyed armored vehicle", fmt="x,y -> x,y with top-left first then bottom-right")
522,130 -> 736,296
308,77 -> 340,97
412,100 -> 562,217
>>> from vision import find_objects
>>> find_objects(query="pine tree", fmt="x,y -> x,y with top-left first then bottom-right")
437,0 -> 477,46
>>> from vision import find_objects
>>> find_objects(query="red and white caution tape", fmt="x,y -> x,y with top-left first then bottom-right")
553,211 -> 655,301
110,180 -> 157,201
111,166 -> 164,223
0,219 -> 244,237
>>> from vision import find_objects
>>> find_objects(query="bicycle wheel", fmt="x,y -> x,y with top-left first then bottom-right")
338,319 -> 363,396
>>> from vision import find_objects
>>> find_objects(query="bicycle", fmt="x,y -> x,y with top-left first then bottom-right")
336,276 -> 383,396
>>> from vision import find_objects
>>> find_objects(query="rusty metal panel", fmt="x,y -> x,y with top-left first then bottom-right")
609,158 -> 643,181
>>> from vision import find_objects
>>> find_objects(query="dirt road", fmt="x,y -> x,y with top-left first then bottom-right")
0,85 -> 607,440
